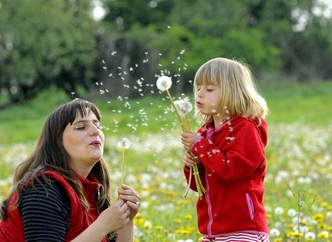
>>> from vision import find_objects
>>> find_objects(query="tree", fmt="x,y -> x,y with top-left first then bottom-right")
0,0 -> 100,107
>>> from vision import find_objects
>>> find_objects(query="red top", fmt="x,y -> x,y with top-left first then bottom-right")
0,170 -> 106,242
184,117 -> 269,237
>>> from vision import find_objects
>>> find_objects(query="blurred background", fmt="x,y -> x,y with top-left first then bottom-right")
1,0 -> 332,108
1,2 -> 332,241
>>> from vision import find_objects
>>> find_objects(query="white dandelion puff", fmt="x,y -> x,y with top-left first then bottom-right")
274,207 -> 284,215
174,97 -> 193,116
270,228 -> 280,237
305,232 -> 316,240
156,76 -> 172,91
288,208 -> 297,217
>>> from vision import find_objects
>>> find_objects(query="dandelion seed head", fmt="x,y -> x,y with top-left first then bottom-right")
270,228 -> 280,237
118,137 -> 131,150
174,98 -> 193,116
288,208 -> 297,217
156,76 -> 172,91
305,232 -> 316,240
274,207 -> 284,215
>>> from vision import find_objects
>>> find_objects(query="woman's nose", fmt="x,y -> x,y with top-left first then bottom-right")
90,125 -> 100,136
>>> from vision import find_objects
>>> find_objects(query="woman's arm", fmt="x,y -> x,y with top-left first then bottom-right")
20,182 -> 71,241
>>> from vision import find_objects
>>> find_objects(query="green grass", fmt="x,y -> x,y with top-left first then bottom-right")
261,81 -> 332,125
0,81 -> 331,145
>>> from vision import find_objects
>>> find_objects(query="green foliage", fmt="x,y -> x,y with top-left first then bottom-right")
1,0 -> 332,107
0,0 -> 100,102
104,0 -> 175,30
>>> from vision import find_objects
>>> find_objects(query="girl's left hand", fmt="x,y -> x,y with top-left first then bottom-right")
117,184 -> 141,220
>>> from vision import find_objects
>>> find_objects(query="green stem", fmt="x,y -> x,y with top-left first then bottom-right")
166,89 -> 185,131
121,149 -> 125,185
183,167 -> 193,198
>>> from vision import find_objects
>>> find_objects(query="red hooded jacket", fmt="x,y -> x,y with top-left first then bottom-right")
0,170 -> 106,242
184,117 -> 269,237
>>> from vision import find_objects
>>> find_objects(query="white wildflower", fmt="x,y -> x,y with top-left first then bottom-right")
274,207 -> 284,215
270,228 -> 280,237
288,208 -> 297,217
143,220 -> 152,229
156,76 -> 172,91
304,232 -> 316,241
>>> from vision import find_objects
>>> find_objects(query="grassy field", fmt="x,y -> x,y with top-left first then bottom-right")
0,81 -> 332,241
0,81 -> 332,145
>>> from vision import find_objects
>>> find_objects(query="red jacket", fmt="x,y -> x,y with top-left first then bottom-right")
0,170 -> 106,242
184,117 -> 269,237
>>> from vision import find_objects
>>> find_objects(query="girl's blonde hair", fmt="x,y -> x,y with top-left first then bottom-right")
194,57 -> 268,124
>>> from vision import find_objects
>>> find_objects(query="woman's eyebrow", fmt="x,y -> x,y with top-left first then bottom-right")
73,118 -> 100,125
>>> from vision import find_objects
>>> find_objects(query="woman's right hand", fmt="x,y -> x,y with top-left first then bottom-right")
97,199 -> 131,234
71,199 -> 131,242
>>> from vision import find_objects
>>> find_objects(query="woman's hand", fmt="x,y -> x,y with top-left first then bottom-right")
181,132 -> 201,151
117,184 -> 141,220
71,198 -> 132,242
98,199 -> 131,233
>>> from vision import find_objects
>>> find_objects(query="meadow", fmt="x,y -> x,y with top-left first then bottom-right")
0,81 -> 332,241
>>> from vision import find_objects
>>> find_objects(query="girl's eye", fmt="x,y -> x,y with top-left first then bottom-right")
75,126 -> 86,130
207,89 -> 214,92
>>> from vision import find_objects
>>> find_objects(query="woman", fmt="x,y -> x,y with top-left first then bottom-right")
0,98 -> 141,242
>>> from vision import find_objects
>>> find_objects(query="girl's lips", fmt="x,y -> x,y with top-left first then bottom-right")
196,101 -> 203,106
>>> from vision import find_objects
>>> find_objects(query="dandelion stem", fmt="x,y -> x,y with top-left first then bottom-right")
183,167 -> 193,198
162,89 -> 206,199
166,90 -> 185,131
121,149 -> 125,185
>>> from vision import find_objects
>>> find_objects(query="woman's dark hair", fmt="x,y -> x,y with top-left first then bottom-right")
0,98 -> 111,221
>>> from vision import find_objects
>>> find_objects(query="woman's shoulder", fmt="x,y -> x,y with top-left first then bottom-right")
21,178 -> 70,207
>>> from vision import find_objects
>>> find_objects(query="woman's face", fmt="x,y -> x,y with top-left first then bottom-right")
62,109 -> 104,177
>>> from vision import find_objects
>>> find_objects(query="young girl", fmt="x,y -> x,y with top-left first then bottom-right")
181,57 -> 269,241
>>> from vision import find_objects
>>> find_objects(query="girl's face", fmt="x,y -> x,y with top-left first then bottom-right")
62,109 -> 104,177
196,84 -> 221,116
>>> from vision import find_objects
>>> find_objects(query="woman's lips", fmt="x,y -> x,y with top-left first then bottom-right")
90,141 -> 101,146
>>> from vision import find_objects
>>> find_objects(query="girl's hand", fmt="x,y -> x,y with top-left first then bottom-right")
117,184 -> 141,220
183,151 -> 202,168
181,132 -> 201,151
